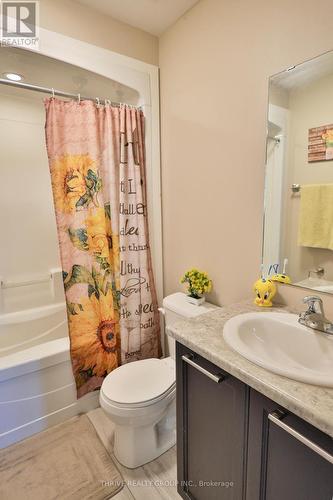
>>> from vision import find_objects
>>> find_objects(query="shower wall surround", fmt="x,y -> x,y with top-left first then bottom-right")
0,92 -> 60,279
0,91 -> 62,312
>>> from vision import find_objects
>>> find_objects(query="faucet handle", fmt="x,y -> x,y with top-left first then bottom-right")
303,295 -> 323,314
299,296 -> 333,335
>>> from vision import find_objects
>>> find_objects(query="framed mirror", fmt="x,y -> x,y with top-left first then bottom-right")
263,50 -> 333,294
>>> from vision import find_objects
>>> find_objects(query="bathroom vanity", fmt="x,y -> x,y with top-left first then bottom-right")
169,302 -> 333,500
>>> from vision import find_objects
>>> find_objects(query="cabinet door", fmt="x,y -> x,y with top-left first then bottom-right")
176,342 -> 248,500
247,390 -> 333,500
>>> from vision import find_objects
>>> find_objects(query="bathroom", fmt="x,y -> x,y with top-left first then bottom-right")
0,0 -> 332,498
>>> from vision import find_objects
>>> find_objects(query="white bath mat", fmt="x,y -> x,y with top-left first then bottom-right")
0,414 -> 123,499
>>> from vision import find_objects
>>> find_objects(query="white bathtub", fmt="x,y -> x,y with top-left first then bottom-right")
0,302 -> 99,448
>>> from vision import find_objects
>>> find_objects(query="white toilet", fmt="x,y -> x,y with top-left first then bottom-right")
99,292 -> 218,468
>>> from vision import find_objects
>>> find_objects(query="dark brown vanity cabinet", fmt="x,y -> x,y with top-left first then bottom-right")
176,342 -> 249,500
176,342 -> 333,500
247,390 -> 333,500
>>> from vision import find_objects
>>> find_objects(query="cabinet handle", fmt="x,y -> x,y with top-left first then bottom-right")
268,411 -> 333,465
182,354 -> 225,383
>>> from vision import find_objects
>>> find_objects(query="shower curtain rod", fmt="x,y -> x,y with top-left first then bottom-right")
0,77 -> 138,107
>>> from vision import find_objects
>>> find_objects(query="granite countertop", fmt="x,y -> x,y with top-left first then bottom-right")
168,300 -> 333,438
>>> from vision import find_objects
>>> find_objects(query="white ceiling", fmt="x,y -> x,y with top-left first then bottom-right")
74,0 -> 199,36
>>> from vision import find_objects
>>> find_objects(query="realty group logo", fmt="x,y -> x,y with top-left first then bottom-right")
0,1 -> 39,48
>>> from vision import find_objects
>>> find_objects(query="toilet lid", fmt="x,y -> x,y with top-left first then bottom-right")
101,358 -> 175,405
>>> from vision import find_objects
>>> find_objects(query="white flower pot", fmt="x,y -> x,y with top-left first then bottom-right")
186,295 -> 205,306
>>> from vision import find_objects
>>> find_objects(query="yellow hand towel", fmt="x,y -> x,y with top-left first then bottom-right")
298,184 -> 333,250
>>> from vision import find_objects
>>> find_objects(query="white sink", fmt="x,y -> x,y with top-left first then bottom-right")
223,312 -> 333,387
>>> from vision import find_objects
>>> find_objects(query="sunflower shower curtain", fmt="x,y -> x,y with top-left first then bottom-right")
45,98 -> 161,397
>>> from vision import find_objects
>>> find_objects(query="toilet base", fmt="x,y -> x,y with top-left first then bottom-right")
113,400 -> 176,469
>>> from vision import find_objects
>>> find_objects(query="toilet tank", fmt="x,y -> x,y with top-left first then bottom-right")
162,293 -> 220,359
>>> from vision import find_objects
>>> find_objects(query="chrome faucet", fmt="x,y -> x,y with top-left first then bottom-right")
298,296 -> 333,335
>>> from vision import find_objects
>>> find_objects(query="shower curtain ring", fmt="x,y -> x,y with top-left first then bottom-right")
51,88 -> 55,99
77,93 -> 81,104
96,97 -> 100,107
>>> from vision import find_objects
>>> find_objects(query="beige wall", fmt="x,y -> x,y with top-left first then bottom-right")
39,0 -> 158,65
159,0 -> 333,306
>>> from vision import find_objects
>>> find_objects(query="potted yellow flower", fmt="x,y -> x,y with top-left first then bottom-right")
180,268 -> 212,305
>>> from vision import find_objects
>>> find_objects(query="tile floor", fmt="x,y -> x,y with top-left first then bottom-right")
87,408 -> 179,499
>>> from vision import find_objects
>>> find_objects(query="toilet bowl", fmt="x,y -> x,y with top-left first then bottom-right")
100,293 -> 219,469
100,357 -> 176,468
